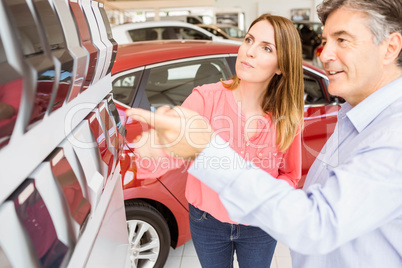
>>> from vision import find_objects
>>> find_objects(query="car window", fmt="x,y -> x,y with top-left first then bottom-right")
187,16 -> 203,24
174,27 -> 211,40
203,27 -> 226,39
128,27 -> 211,41
112,70 -> 142,105
128,28 -> 158,41
145,58 -> 231,108
303,73 -> 326,104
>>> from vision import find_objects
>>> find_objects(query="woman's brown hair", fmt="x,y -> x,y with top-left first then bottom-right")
223,14 -> 304,152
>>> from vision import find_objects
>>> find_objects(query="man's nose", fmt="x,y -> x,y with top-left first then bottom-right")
320,43 -> 336,63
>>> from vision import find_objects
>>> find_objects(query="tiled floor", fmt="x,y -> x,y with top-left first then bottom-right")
164,239 -> 292,268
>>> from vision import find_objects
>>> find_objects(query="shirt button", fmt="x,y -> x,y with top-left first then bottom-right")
322,162 -> 327,167
246,142 -> 250,146
258,153 -> 262,157
241,151 -> 244,154
273,152 -> 277,156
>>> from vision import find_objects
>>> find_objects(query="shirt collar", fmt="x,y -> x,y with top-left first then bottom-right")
345,77 -> 402,133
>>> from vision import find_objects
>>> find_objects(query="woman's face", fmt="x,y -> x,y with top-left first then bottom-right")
235,20 -> 282,86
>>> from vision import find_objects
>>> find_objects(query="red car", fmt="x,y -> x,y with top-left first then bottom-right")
111,40 -> 342,267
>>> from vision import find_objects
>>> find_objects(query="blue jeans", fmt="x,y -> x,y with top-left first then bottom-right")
189,204 -> 277,268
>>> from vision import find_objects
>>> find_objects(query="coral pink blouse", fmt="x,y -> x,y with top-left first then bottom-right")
181,82 -> 301,224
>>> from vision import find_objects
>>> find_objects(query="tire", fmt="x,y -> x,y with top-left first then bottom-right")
126,200 -> 171,268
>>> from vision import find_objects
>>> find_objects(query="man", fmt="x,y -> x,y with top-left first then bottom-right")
126,0 -> 402,266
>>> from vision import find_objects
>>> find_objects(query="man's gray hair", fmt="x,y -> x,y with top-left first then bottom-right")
317,0 -> 402,67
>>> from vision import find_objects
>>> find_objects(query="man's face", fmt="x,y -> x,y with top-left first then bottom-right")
320,8 -> 387,106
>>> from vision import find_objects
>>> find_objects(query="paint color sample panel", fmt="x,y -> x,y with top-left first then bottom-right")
68,0 -> 97,91
9,179 -> 68,267
51,0 -> 88,102
33,0 -> 74,112
98,3 -> 117,74
48,147 -> 91,228
87,111 -> 113,178
0,245 -> 12,268
3,0 -> 55,127
0,35 -> 23,148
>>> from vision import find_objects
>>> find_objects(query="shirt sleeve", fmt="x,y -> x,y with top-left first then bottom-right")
277,131 -> 302,188
188,134 -> 402,254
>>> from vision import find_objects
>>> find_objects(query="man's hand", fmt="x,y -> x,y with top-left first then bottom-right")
126,106 -> 214,160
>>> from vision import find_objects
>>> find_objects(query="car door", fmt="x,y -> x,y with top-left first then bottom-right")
111,55 -> 235,229
111,67 -> 144,106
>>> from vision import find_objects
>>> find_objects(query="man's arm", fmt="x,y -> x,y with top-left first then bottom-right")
188,134 -> 402,254
126,106 -> 402,254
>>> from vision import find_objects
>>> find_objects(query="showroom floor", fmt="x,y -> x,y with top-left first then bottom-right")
164,240 -> 292,268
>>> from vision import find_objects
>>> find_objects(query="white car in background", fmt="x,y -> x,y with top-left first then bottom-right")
197,24 -> 246,41
112,21 -> 241,45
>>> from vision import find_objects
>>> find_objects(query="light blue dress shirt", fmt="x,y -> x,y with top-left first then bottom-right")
188,77 -> 402,267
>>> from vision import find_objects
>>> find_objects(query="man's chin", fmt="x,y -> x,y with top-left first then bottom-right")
327,84 -> 343,99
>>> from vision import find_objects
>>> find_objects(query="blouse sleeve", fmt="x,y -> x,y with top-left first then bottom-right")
181,87 -> 206,115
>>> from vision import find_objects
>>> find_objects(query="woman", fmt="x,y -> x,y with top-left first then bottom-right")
130,13 -> 304,267
179,14 -> 304,267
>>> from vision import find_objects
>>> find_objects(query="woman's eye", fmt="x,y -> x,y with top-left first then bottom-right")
264,46 -> 272,52
245,37 -> 253,44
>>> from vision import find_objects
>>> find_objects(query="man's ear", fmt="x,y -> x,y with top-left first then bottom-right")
383,32 -> 402,65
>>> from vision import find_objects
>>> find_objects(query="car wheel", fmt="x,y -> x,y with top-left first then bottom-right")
126,200 -> 171,268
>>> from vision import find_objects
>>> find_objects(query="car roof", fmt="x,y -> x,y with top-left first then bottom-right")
111,40 -> 240,74
111,40 -> 325,77
111,21 -> 242,45
112,20 -> 210,31
199,24 -> 241,29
